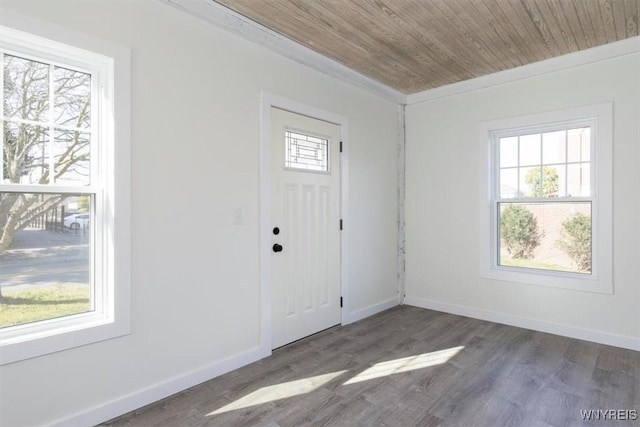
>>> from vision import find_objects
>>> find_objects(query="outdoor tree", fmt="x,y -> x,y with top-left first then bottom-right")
557,213 -> 592,273
500,204 -> 540,259
1,55 -> 91,299
77,195 -> 91,212
525,166 -> 559,197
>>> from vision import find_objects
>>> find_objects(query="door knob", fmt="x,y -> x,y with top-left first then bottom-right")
273,243 -> 283,253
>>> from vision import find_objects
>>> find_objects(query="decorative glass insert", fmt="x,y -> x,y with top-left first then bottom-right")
285,130 -> 329,172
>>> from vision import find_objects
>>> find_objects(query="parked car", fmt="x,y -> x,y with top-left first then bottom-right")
64,213 -> 90,230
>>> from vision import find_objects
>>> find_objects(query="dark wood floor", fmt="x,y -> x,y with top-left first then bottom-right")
104,306 -> 640,426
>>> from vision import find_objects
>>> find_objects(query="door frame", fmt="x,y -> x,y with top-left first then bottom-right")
259,92 -> 349,355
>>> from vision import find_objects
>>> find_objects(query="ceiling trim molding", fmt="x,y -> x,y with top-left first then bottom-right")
407,36 -> 640,105
160,0 -> 407,104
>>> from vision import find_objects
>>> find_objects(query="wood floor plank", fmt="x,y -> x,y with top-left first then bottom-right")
103,306 -> 639,427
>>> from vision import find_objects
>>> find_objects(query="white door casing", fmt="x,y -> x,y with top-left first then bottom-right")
270,107 -> 342,349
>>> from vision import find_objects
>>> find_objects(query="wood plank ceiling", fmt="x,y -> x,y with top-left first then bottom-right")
214,0 -> 639,94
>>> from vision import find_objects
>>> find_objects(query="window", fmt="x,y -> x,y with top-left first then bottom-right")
0,23 -> 130,364
479,104 -> 612,293
284,129 -> 330,172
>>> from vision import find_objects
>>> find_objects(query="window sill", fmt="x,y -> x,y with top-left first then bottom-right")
0,313 -> 130,365
480,264 -> 612,294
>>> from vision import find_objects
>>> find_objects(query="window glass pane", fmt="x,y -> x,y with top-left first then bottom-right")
519,166 -> 540,197
497,126 -> 593,202
54,129 -> 90,185
498,202 -> 591,274
499,168 -> 519,198
3,55 -> 50,122
568,127 -> 590,163
539,165 -> 560,198
555,165 -> 567,197
0,193 -> 92,329
499,137 -> 518,168
542,130 -> 566,165
285,130 -> 329,172
519,134 -> 541,166
519,165 -> 563,198
581,129 -> 591,162
567,163 -> 591,197
3,121 -> 50,185
54,66 -> 91,130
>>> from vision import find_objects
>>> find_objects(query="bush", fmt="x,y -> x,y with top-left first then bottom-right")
500,204 -> 540,259
557,213 -> 591,272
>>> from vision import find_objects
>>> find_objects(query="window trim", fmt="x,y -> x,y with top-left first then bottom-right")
479,104 -> 613,293
0,22 -> 131,365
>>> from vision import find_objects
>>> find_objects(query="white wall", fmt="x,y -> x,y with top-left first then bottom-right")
405,52 -> 640,348
0,1 -> 399,425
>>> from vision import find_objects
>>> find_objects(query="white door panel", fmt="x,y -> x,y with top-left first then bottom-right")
271,108 -> 341,349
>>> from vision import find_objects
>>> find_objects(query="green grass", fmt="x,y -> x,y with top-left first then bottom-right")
500,257 -> 571,272
0,285 -> 90,328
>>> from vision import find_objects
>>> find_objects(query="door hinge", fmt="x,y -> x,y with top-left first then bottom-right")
340,219 -> 343,230
340,297 -> 343,308
340,141 -> 343,153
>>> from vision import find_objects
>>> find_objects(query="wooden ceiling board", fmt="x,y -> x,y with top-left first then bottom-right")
500,0 -> 560,59
625,0 -> 639,36
436,1 -> 520,70
214,0 -> 640,94
256,0 -> 428,90
560,1 -> 593,50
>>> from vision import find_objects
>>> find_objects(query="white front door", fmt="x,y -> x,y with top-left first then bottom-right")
270,107 -> 341,349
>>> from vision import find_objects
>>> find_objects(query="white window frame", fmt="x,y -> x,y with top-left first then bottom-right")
0,21 -> 131,365
479,104 -> 612,293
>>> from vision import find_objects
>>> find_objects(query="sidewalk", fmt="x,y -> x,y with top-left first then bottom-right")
0,228 -> 90,293
0,228 -> 89,264
7,227 -> 89,250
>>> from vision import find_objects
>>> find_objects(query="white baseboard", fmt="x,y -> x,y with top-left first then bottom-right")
52,294 -> 401,427
343,296 -> 400,325
52,345 -> 269,427
404,296 -> 640,352
49,295 -> 637,426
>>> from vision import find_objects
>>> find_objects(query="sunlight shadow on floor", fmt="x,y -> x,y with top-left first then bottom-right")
343,346 -> 465,385
206,370 -> 349,416
207,346 -> 464,417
